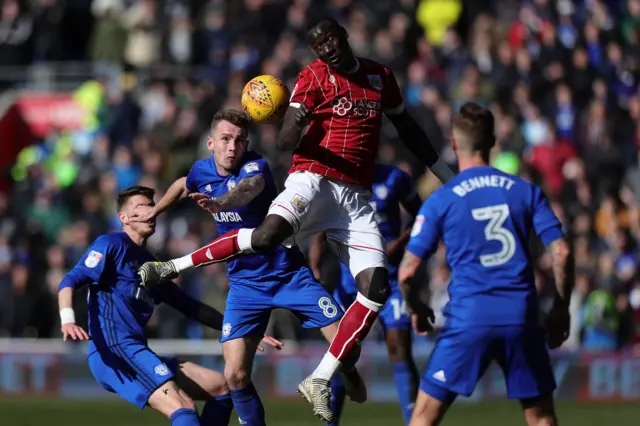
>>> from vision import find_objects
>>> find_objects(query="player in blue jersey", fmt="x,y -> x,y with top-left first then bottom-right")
132,109 -> 365,426
398,103 -> 573,426
57,185 -> 283,426
309,164 -> 422,425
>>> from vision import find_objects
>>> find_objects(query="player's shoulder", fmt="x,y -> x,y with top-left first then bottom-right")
189,157 -> 211,173
301,59 -> 326,77
359,57 -> 391,72
90,232 -> 128,253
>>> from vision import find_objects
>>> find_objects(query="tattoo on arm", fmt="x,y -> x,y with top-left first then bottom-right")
214,175 -> 265,211
550,238 -> 574,306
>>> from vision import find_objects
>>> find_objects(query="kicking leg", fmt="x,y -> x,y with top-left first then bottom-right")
148,381 -> 200,426
386,328 -> 419,425
320,322 -> 366,403
172,360 -> 234,426
223,334 -> 266,426
139,215 -> 293,287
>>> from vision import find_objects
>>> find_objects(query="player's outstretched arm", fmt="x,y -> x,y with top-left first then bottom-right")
58,272 -> 91,341
276,104 -> 310,151
131,177 -> 189,222
387,111 -> 455,184
190,175 -> 265,213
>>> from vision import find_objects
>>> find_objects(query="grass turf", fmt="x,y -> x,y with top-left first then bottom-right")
0,397 -> 638,426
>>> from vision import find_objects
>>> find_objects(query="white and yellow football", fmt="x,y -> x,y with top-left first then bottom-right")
241,75 -> 290,124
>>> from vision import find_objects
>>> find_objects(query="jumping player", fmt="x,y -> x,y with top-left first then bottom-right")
398,103 -> 573,426
309,163 -> 422,425
133,109 -> 365,426
58,185 -> 283,426
139,18 -> 453,422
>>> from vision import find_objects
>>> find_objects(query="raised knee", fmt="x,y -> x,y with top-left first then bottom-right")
224,366 -> 251,390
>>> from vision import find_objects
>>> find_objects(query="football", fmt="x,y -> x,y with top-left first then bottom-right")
241,75 -> 291,124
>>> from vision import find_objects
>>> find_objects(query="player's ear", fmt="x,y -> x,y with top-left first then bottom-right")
451,136 -> 457,152
118,211 -> 129,226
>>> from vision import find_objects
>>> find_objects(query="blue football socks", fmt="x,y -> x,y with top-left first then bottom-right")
229,383 -> 266,426
393,361 -> 419,425
200,393 -> 234,425
327,375 -> 346,426
170,408 -> 200,426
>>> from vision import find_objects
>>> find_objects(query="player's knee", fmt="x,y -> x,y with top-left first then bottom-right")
224,365 -> 251,390
363,267 -> 390,304
251,216 -> 292,250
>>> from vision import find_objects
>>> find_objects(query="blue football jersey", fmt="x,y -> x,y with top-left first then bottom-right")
186,152 -> 306,283
407,166 -> 564,327
70,232 -> 161,347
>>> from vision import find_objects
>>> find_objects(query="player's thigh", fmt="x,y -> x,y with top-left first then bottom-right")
498,325 -> 557,400
170,359 -> 229,401
147,379 -> 195,418
422,327 -> 494,398
221,281 -> 272,344
274,267 -> 343,330
87,344 -> 176,410
222,333 -> 263,387
409,388 -> 454,426
267,171 -> 325,248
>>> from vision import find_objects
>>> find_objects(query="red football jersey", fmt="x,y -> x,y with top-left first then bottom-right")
288,57 -> 404,189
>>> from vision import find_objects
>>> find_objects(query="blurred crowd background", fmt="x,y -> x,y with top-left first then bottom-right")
0,0 -> 639,353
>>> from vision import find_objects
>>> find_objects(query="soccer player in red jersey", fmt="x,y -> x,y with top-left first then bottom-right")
139,18 -> 454,422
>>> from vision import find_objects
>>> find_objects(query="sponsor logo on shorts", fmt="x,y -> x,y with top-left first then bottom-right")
410,215 -> 425,237
154,363 -> 169,376
290,193 -> 309,213
243,162 -> 259,174
222,323 -> 232,337
84,251 -> 103,268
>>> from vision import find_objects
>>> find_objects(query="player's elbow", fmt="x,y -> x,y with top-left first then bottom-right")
275,134 -> 298,151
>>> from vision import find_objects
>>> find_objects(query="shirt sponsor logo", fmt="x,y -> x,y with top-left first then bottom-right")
84,251 -> 103,268
212,212 -> 243,222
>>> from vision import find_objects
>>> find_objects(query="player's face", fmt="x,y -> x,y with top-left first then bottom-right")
121,195 -> 156,237
309,26 -> 353,72
209,120 -> 249,174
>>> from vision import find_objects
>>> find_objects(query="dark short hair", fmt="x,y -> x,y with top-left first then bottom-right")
116,186 -> 155,211
306,17 -> 344,43
451,102 -> 496,153
210,109 -> 250,135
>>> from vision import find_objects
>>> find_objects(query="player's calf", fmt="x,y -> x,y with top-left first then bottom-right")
521,395 -> 558,426
148,381 -> 200,426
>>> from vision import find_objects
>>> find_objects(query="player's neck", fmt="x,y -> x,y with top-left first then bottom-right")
344,56 -> 359,74
457,154 -> 489,172
124,228 -> 147,247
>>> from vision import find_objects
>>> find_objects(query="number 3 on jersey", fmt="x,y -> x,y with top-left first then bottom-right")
471,204 -> 516,267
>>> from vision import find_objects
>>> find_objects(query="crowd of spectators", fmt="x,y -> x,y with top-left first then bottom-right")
1,0 -> 640,352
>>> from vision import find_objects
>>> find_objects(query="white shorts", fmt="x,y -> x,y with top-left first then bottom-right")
269,171 -> 387,278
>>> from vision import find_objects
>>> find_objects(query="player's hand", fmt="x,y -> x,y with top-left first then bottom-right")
130,206 -> 157,223
61,323 -> 90,341
545,300 -> 571,349
257,334 -> 284,352
294,104 -> 311,126
411,306 -> 435,336
189,193 -> 222,213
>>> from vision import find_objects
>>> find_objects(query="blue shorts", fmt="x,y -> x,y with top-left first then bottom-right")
221,267 -> 343,342
421,325 -> 556,401
88,339 -> 177,409
335,264 -> 411,330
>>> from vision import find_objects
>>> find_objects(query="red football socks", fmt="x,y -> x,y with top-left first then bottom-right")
328,298 -> 380,360
190,229 -> 241,268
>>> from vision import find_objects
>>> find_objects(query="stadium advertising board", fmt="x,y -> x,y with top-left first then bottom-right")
0,341 -> 638,402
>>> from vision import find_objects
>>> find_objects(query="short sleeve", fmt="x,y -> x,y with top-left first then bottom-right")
185,164 -> 199,193
289,67 -> 321,110
532,185 -> 564,246
406,194 -> 443,259
72,235 -> 114,284
382,68 -> 404,115
238,158 -> 269,180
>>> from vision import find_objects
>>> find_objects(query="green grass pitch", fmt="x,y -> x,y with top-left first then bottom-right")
1,397 -> 639,426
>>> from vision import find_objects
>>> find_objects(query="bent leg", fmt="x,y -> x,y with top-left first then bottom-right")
223,334 -> 266,426
409,386 -> 454,426
148,381 -> 198,422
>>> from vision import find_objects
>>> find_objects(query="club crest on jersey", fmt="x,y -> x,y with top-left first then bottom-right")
411,215 -> 425,237
290,193 -> 309,213
85,251 -> 103,268
244,162 -> 259,173
227,180 -> 236,190
205,184 -> 212,192
154,363 -> 169,376
368,74 -> 383,91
